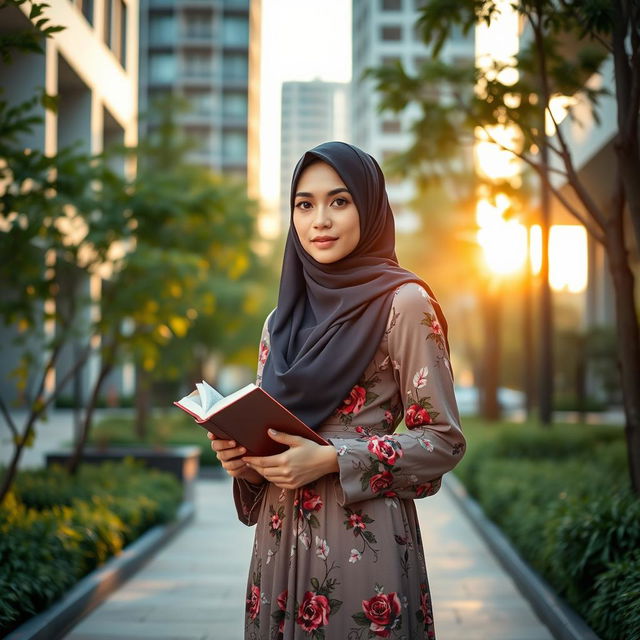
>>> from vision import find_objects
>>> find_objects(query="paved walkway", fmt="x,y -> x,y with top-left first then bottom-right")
65,476 -> 553,640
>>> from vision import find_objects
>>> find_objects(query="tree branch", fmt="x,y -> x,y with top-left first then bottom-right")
477,123 -> 606,244
545,105 -> 609,229
0,396 -> 18,438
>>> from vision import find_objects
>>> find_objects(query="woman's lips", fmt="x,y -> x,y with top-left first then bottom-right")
312,238 -> 338,249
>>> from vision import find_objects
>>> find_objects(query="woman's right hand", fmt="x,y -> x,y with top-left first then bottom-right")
207,432 -> 265,485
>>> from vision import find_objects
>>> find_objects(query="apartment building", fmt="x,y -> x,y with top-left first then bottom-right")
139,0 -> 261,194
351,0 -> 474,231
279,80 -> 350,224
0,0 -> 139,406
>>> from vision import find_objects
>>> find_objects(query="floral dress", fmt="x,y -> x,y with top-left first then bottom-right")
233,282 -> 465,640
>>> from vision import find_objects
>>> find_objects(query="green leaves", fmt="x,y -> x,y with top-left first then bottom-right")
0,1 -> 65,62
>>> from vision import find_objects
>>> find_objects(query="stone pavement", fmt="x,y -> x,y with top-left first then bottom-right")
65,476 -> 554,640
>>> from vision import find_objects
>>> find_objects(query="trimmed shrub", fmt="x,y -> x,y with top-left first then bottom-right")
455,421 -> 637,640
0,460 -> 182,635
590,551 -> 640,640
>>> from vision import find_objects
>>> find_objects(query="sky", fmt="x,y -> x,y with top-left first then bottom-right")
259,0 -> 352,205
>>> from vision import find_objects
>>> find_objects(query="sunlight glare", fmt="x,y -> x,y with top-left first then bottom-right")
476,196 -> 528,275
549,225 -> 588,293
474,125 -> 522,180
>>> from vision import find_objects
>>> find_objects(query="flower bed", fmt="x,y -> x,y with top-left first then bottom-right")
0,460 -> 183,635
455,418 -> 640,640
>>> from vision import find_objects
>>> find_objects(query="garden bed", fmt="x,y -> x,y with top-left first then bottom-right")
90,410 -> 220,468
455,418 -> 639,640
0,460 -> 184,636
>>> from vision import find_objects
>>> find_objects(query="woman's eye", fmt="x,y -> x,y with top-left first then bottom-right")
333,197 -> 348,207
295,201 -> 312,210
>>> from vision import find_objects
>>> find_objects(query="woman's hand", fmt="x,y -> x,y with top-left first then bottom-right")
242,429 -> 339,490
207,432 -> 265,485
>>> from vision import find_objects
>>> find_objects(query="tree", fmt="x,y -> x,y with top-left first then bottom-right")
0,1 -> 136,499
64,96 -> 274,471
368,0 -> 640,492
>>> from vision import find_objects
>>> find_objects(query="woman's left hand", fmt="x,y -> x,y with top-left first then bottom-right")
242,429 -> 339,490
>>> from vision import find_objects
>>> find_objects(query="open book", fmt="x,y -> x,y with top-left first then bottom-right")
174,381 -> 329,457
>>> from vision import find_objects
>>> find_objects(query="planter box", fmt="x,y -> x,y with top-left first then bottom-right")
46,446 -> 200,501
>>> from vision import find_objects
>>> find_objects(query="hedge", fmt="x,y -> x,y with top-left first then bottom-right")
91,411 -> 220,467
0,460 -> 183,635
455,420 -> 639,640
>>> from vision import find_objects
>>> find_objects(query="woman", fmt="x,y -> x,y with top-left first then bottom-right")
209,141 -> 465,639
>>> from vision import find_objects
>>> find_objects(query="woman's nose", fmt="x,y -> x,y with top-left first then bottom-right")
313,205 -> 332,228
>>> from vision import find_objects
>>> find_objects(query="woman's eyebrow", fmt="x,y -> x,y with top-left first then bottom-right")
294,187 -> 351,198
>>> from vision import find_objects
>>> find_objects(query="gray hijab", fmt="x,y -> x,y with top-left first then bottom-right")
260,141 -> 448,430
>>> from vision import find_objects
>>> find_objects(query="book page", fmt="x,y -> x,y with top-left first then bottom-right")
195,381 -> 223,414
205,382 -> 256,418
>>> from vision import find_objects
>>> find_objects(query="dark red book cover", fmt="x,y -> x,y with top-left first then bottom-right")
174,385 -> 330,457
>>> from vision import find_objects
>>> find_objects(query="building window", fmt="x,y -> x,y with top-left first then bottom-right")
222,16 -> 249,47
104,0 -> 112,46
223,91 -> 248,119
381,55 -> 401,67
381,0 -> 402,10
183,52 -> 213,78
381,25 -> 402,41
223,53 -> 248,81
414,56 -> 428,70
185,126 -> 214,153
223,131 -> 247,163
382,120 -> 401,134
185,90 -> 215,115
184,11 -> 213,39
103,0 -> 127,67
119,0 -> 127,66
149,13 -> 176,45
149,53 -> 176,82
73,0 -> 94,25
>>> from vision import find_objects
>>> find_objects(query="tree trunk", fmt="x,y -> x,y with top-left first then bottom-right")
67,360 -> 114,475
606,196 -> 640,494
0,416 -> 37,503
538,138 -> 554,426
481,283 -> 501,421
523,253 -> 536,419
135,367 -> 152,440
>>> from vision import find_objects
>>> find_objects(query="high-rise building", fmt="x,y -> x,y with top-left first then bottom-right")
279,81 -> 350,224
0,0 -> 140,407
139,0 -> 260,193
351,0 -> 474,231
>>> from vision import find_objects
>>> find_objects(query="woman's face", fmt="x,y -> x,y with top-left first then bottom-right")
293,161 -> 360,264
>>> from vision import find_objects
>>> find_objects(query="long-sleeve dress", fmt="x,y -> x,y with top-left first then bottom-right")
233,282 -> 466,640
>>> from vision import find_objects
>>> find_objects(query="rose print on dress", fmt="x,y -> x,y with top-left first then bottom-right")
245,561 -> 262,633
416,583 -> 436,638
293,484 -> 323,551
294,541 -> 343,638
343,507 -> 379,562
335,360 -> 388,426
351,434 -> 403,496
267,504 -> 285,561
270,589 -> 290,639
420,310 -> 447,361
350,584 -> 403,638
336,385 -> 367,420
269,505 -> 285,542
259,339 -> 269,365
367,435 -> 403,466
405,367 -> 440,428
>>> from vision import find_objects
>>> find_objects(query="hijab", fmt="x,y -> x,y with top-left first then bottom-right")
260,141 -> 449,430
